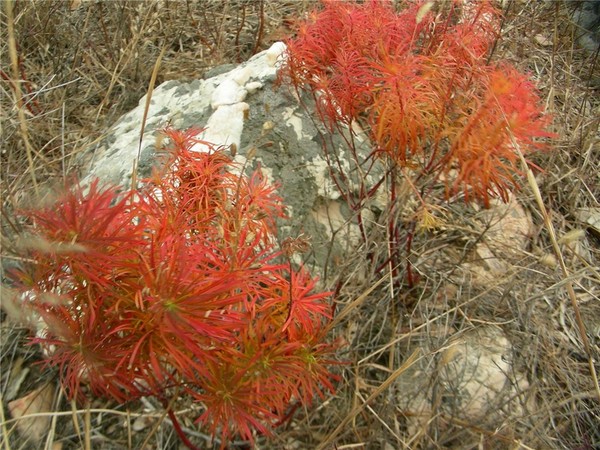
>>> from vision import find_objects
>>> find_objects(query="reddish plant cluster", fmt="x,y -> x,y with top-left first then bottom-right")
9,128 -> 337,447
282,0 -> 553,206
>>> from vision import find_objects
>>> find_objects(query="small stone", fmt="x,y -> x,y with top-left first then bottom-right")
8,384 -> 56,444
440,326 -> 529,420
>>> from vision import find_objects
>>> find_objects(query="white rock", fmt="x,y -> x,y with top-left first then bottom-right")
210,79 -> 247,109
192,103 -> 249,153
245,81 -> 263,94
461,194 -> 534,285
266,41 -> 287,67
282,107 -> 308,141
440,326 -> 529,419
231,65 -> 253,86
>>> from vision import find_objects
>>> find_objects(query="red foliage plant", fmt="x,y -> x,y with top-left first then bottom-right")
8,128 -> 338,448
281,0 -> 554,206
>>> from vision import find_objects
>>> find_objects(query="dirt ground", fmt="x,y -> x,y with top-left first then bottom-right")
1,1 -> 599,449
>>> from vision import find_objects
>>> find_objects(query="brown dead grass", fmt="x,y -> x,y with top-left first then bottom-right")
1,0 -> 310,209
1,1 -> 599,449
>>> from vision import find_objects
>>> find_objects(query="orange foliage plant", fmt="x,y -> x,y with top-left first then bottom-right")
8,129 -> 338,448
280,0 -> 553,284
282,0 -> 553,205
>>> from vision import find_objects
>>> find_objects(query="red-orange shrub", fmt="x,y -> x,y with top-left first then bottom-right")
282,0 -> 553,206
9,128 -> 338,448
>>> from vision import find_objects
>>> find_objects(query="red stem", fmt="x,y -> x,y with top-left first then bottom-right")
166,407 -> 202,450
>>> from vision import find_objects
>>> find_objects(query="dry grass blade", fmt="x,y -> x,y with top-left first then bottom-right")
0,393 -> 11,450
43,403 -> 59,450
139,408 -> 169,450
126,408 -> 132,450
326,274 -> 389,333
69,399 -> 82,448
83,403 -> 91,450
94,2 -> 157,121
132,44 -> 167,190
139,394 -> 180,450
4,0 -> 38,195
515,138 -> 600,403
316,349 -> 421,450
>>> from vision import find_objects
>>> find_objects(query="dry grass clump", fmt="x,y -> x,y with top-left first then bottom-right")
1,1 -> 599,449
1,0 -> 310,208
287,2 -> 599,449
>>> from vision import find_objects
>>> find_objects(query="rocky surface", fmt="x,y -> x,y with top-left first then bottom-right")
78,42 -> 381,276
571,0 -> 600,53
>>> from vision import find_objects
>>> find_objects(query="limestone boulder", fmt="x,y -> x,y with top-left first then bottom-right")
77,42 -> 382,276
